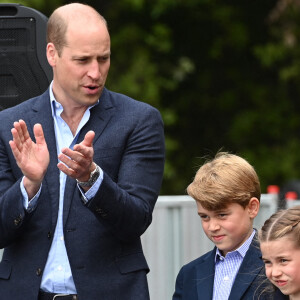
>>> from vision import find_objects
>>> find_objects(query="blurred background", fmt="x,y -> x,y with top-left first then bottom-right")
2,0 -> 300,195
2,1 -> 300,298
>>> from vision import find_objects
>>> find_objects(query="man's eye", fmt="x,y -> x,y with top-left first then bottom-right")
99,56 -> 109,62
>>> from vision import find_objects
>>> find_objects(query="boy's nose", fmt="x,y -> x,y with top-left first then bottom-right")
208,220 -> 220,231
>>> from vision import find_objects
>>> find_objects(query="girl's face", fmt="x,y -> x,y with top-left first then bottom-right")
261,236 -> 300,299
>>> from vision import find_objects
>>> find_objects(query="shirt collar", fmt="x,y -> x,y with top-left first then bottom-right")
215,229 -> 256,262
49,81 -> 99,118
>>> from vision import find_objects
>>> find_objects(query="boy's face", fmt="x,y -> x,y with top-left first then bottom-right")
197,199 -> 259,256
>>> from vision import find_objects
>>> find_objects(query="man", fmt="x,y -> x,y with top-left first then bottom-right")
0,3 -> 165,300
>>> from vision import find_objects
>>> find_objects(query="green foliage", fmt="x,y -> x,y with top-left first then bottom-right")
90,0 -> 300,195
8,0 -> 300,196
0,0 -> 61,15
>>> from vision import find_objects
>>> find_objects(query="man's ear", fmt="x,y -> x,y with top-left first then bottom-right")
46,42 -> 57,67
247,197 -> 260,219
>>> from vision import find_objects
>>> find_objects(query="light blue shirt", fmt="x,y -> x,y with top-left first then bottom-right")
22,83 -> 103,293
212,229 -> 255,300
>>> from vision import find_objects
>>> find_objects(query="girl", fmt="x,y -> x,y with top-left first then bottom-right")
259,205 -> 300,300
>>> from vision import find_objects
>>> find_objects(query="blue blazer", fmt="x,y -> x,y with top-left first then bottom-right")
173,235 -> 270,300
0,88 -> 165,300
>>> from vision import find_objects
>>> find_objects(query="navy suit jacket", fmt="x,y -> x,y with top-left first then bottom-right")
0,88 -> 165,300
173,235 -> 271,300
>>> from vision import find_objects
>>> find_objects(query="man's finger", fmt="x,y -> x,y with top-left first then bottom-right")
33,124 -> 46,146
19,119 -> 30,142
81,130 -> 95,147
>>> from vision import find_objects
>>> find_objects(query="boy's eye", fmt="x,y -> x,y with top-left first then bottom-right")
217,213 -> 228,219
199,215 -> 209,220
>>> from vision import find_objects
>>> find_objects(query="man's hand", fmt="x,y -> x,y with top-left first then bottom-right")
57,130 -> 96,182
9,120 -> 50,198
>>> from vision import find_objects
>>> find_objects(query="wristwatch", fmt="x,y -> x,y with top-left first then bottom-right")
76,163 -> 100,187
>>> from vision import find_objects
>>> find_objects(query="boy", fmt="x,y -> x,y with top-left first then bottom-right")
173,152 -> 268,300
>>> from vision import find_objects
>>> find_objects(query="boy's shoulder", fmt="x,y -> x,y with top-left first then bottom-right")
178,233 -> 262,274
181,234 -> 262,272
179,248 -> 216,273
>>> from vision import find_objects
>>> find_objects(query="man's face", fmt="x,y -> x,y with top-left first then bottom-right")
47,19 -> 111,108
197,201 -> 255,256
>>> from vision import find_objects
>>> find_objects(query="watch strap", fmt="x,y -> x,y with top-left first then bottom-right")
76,163 -> 100,187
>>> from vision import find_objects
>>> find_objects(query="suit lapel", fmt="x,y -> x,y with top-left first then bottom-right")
62,88 -> 115,226
29,90 -> 60,228
229,235 -> 263,300
77,88 -> 114,145
196,249 -> 216,299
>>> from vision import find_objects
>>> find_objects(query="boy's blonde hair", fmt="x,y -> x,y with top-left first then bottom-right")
187,152 -> 261,210
259,205 -> 300,247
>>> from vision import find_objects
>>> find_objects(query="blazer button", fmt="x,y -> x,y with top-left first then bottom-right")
95,207 -> 102,213
14,214 -> 22,226
47,231 -> 52,239
95,207 -> 108,218
36,268 -> 42,276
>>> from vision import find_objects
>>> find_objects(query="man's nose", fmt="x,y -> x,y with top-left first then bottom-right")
87,61 -> 101,80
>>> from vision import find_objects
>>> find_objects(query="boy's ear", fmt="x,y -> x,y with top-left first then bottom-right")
247,197 -> 260,219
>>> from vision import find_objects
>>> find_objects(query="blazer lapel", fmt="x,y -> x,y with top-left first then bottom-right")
62,88 -> 115,226
229,235 -> 263,300
196,249 -> 216,299
30,90 -> 60,228
77,88 -> 114,145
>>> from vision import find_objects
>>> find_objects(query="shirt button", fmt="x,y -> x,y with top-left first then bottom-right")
224,275 -> 229,281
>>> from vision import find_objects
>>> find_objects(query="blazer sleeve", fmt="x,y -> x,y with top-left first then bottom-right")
173,267 -> 184,300
0,112 -> 34,248
86,102 -> 165,242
